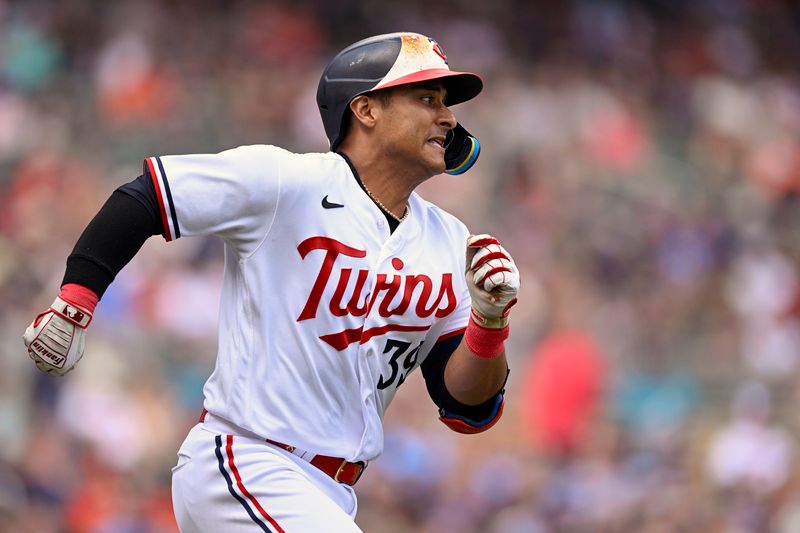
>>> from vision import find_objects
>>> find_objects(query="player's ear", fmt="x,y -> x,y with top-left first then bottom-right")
349,95 -> 379,129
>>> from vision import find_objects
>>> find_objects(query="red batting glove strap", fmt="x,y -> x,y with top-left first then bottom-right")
59,283 -> 99,313
464,314 -> 509,359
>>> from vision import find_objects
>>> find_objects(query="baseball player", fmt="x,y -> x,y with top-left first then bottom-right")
24,32 -> 520,532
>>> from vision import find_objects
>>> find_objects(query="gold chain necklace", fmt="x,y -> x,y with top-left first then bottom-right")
361,182 -> 409,222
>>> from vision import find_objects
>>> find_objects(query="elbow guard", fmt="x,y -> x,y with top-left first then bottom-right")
439,393 -> 504,434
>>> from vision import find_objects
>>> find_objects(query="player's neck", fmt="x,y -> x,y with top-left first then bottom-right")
339,149 -> 421,217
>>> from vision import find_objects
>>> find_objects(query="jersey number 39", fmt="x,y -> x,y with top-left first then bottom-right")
376,339 -> 423,390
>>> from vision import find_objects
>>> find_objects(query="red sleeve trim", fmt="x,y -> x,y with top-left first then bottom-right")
145,157 -> 174,241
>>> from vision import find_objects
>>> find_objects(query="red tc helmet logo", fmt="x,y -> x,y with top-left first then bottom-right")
429,38 -> 447,62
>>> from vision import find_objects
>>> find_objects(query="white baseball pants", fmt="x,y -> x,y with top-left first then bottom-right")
171,423 -> 362,532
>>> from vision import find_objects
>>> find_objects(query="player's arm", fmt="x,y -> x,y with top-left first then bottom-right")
421,234 -> 519,433
421,332 -> 508,434
23,174 -> 164,375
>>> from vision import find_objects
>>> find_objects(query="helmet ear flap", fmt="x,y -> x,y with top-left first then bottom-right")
445,123 -> 480,175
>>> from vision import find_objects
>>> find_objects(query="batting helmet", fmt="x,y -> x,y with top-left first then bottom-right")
317,32 -> 483,175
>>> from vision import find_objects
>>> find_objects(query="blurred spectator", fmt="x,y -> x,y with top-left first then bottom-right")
725,238 -> 800,379
614,354 -> 700,450
707,381 -> 793,495
521,330 -> 607,455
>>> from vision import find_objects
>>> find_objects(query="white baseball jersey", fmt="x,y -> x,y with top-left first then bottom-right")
145,145 -> 471,462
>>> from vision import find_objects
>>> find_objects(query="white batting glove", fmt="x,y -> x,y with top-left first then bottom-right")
466,234 -> 520,329
23,297 -> 93,375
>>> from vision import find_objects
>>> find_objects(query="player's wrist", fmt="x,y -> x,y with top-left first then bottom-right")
51,284 -> 97,329
464,312 -> 509,359
469,307 -> 509,329
59,283 -> 99,314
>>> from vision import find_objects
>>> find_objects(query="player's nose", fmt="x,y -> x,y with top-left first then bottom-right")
438,105 -> 457,131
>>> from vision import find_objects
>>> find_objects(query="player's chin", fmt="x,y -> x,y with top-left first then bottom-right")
423,146 -> 447,174
424,159 -> 446,177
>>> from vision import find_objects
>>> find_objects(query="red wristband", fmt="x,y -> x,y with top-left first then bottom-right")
59,283 -> 99,313
464,315 -> 509,359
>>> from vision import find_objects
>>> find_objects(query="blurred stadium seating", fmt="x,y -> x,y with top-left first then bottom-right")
3,1 -> 800,531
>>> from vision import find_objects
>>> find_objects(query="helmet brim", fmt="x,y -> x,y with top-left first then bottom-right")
372,69 -> 483,106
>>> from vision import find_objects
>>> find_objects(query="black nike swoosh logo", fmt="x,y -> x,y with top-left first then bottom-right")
322,195 -> 344,209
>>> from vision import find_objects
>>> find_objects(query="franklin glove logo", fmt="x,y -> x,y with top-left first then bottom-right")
31,339 -> 66,367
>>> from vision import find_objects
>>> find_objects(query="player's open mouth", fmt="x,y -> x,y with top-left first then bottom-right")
427,136 -> 446,150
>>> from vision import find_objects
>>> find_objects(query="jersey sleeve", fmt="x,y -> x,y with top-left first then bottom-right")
144,144 -> 284,257
432,233 -> 472,340
437,283 -> 471,339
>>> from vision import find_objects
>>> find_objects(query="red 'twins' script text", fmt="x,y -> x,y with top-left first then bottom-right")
296,237 -> 457,350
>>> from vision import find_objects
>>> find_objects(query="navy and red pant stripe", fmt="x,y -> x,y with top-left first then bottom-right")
214,434 -> 285,533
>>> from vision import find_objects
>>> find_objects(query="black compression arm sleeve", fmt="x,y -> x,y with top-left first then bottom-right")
61,178 -> 163,298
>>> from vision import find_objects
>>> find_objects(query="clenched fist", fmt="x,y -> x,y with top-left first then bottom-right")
465,234 -> 520,329
24,296 -> 93,375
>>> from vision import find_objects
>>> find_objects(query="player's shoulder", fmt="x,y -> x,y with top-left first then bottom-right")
281,149 -> 348,176
239,145 -> 345,180
220,143 -> 333,159
218,143 -> 295,163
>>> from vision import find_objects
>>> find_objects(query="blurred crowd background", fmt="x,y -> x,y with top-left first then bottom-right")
2,0 -> 800,531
